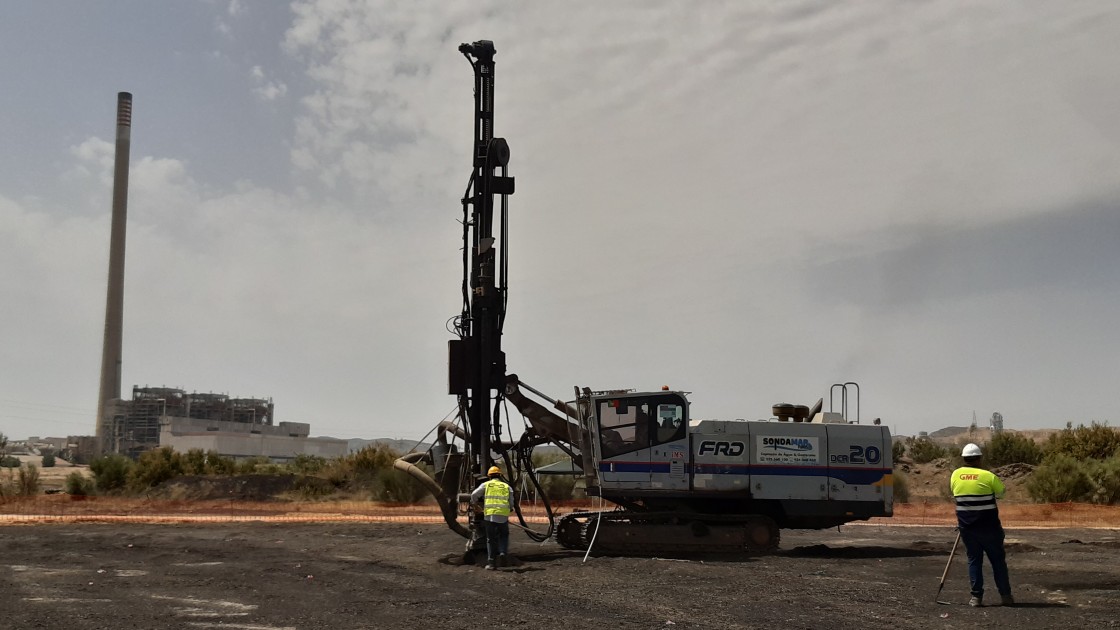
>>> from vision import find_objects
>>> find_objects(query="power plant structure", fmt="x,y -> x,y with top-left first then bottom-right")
103,385 -> 345,461
107,386 -> 274,458
88,92 -> 345,463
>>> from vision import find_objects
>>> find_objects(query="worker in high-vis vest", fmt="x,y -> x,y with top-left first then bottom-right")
950,443 -> 1013,607
470,465 -> 515,570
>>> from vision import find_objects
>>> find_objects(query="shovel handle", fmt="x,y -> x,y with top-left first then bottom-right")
938,530 -> 962,586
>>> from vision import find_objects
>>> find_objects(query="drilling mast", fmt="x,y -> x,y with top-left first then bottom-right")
448,40 -> 515,550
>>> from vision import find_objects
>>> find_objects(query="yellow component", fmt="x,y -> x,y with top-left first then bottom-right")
483,479 -> 512,518
872,473 -> 894,488
487,465 -> 502,476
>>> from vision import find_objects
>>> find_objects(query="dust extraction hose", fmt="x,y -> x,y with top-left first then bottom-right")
393,453 -> 470,538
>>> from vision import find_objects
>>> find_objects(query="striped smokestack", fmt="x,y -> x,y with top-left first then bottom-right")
94,92 -> 132,454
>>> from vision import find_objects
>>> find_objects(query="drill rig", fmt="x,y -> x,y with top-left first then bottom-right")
395,41 -> 894,558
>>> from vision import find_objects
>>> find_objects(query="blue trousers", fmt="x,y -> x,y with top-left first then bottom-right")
960,526 -> 1011,598
484,520 -> 509,563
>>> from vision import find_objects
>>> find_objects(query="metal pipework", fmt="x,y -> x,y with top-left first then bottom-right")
94,92 -> 133,455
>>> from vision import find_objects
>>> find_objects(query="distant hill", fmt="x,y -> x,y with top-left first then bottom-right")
923,426 -> 1063,445
929,426 -> 972,438
345,438 -> 431,454
341,438 -> 566,458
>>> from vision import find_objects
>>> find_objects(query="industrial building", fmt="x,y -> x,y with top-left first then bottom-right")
102,385 -> 346,461
160,416 -> 347,461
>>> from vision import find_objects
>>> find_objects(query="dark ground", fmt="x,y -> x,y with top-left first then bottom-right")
2,522 -> 1118,629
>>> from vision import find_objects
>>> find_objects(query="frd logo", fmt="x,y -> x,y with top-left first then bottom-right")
698,440 -> 745,457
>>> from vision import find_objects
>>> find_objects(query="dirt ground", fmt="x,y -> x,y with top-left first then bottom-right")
3,522 -> 1118,630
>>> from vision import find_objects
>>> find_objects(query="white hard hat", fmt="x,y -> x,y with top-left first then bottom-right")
962,443 -> 982,458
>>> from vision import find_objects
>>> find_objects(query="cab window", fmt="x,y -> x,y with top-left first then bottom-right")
654,402 -> 685,444
597,394 -> 687,457
597,399 -> 650,458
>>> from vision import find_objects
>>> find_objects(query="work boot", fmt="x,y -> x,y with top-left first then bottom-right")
1000,594 -> 1014,606
968,596 -> 982,607
498,553 -> 508,567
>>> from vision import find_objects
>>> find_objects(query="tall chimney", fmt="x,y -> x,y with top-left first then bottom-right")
94,92 -> 132,454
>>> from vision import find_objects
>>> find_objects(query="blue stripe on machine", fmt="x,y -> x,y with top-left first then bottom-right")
598,461 -> 672,474
601,461 -> 891,485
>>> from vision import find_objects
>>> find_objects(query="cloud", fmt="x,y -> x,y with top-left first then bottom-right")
808,196 -> 1120,310
250,65 -> 288,101
4,0 -> 1120,441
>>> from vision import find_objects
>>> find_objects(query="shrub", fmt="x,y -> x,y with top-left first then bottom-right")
1045,422 -> 1120,461
1085,457 -> 1120,505
128,447 -> 184,491
0,456 -> 20,468
1027,453 -> 1093,503
180,448 -> 236,475
181,448 -> 209,475
892,471 -> 911,504
891,440 -> 906,463
90,454 -> 134,492
235,456 -> 271,475
206,452 -> 236,475
325,444 -> 429,503
906,437 -> 948,464
65,471 -> 94,496
377,468 -> 430,503
17,463 -> 41,496
985,432 -> 1042,467
40,450 -> 56,468
291,476 -> 335,499
288,454 -> 326,475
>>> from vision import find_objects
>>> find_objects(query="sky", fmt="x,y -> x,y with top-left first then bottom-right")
1,1 -> 1118,443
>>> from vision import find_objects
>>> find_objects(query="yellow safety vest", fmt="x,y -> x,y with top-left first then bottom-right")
950,466 -> 1005,527
483,479 -> 512,518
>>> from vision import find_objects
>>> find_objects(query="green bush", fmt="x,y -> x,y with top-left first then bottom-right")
906,437 -> 948,464
40,450 -> 56,468
377,468 -> 430,503
65,471 -> 94,496
207,452 -> 236,475
235,456 -> 271,475
1045,422 -> 1120,461
892,471 -> 911,504
180,448 -> 236,475
1027,453 -> 1093,503
891,440 -> 906,463
985,432 -> 1042,467
181,448 -> 208,475
17,463 -> 41,496
1085,457 -> 1120,505
90,454 -> 134,492
324,444 -> 429,503
291,476 -> 335,499
288,454 -> 326,475
128,447 -> 184,491
0,455 -> 20,468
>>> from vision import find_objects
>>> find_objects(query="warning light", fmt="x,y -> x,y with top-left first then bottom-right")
661,385 -> 669,391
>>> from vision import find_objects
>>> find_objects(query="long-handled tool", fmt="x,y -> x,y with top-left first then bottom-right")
935,530 -> 962,604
